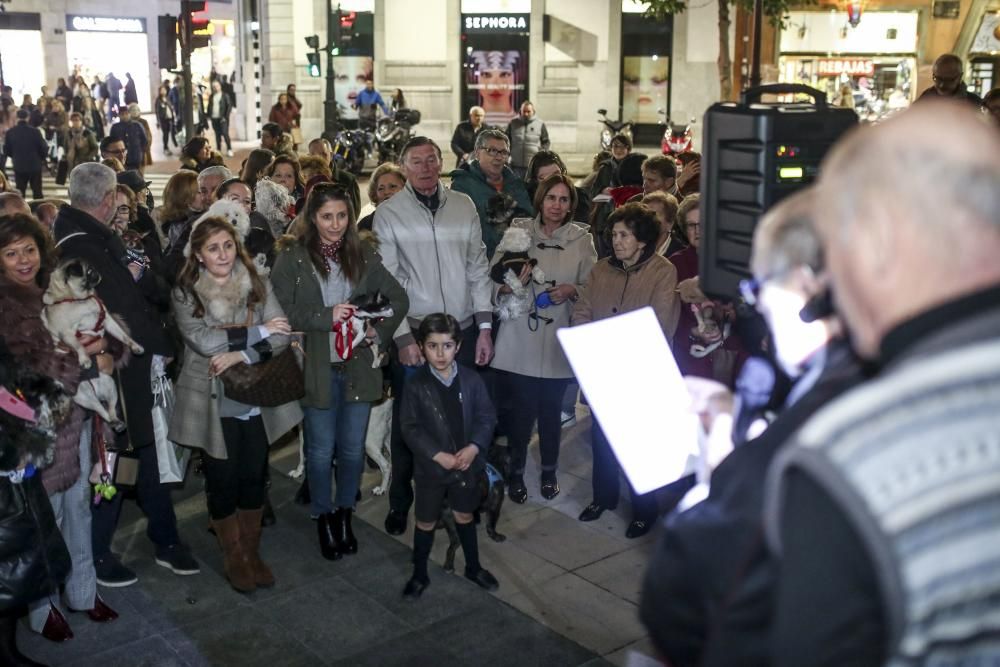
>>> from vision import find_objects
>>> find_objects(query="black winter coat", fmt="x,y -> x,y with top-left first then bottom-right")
0,475 -> 71,613
52,206 -> 174,449
109,119 -> 148,169
2,121 -> 48,174
639,339 -> 864,667
401,365 -> 496,483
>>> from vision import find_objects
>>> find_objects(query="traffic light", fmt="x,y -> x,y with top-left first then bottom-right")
307,52 -> 321,77
305,34 -> 321,77
182,0 -> 210,50
158,15 -> 178,70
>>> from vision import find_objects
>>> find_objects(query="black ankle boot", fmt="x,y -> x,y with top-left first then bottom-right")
317,513 -> 342,561
337,508 -> 358,555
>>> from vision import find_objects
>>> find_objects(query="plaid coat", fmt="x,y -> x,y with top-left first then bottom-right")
168,269 -> 302,459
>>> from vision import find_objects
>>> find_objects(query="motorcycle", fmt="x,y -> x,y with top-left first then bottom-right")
659,108 -> 695,157
375,107 -> 421,165
597,108 -> 634,151
331,126 -> 373,176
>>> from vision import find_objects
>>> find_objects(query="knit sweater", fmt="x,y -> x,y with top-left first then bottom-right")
766,293 -> 1000,665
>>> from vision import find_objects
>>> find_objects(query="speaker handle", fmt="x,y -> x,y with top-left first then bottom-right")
740,84 -> 828,109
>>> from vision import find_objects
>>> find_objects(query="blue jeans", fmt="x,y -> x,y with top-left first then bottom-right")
303,369 -> 371,515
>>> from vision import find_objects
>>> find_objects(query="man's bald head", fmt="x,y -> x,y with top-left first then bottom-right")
932,54 -> 964,97
0,192 -> 30,217
816,101 -> 1000,357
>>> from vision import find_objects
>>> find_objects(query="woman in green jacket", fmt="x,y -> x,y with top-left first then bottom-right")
271,184 -> 408,560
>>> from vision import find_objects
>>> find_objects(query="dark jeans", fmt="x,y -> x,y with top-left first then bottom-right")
211,117 -> 231,151
91,442 -> 181,559
160,118 -> 178,150
590,419 -> 658,522
14,171 -> 43,200
387,323 -> 481,514
201,416 -> 269,520
302,369 -> 371,515
503,372 -> 570,476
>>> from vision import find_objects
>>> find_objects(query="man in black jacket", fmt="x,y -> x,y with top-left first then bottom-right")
52,163 -> 198,587
2,109 -> 48,199
640,187 -> 866,666
450,106 -> 486,168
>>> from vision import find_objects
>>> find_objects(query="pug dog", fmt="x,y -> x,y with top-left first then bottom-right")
41,258 -> 145,431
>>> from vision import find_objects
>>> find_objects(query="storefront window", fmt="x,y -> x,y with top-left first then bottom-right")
779,11 -> 918,121
333,10 -> 375,121
66,15 -> 153,110
0,13 -> 45,102
621,6 -> 672,144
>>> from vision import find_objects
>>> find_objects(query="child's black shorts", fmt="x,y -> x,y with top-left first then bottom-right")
414,476 -> 480,523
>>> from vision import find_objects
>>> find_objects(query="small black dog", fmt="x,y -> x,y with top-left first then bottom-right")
485,192 -> 519,231
439,444 -> 510,573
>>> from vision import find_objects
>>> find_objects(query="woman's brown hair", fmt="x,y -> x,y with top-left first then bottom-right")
240,149 -> 275,186
533,173 -> 578,225
265,155 -> 304,190
175,217 -> 267,320
0,213 -> 57,288
302,184 -> 364,284
116,184 -> 137,224
160,170 -> 199,223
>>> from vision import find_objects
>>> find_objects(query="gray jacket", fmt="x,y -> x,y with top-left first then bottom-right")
169,268 -> 302,460
373,181 -> 492,347
491,217 -> 596,379
506,116 -> 550,169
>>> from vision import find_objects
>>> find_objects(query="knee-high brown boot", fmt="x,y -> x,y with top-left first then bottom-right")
237,508 -> 275,588
212,514 -> 256,593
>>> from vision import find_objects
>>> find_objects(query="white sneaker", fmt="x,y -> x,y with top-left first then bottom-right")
560,411 -> 577,429
226,149 -> 234,157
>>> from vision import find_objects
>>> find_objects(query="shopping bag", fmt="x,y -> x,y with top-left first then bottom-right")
151,356 -> 190,483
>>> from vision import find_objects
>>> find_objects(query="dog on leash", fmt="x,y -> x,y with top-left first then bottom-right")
41,258 -> 144,431
440,445 -> 510,573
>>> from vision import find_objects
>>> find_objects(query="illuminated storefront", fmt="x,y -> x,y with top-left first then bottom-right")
778,10 -> 919,120
65,14 -> 153,109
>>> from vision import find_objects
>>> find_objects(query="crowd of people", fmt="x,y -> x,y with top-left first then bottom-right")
0,53 -> 999,667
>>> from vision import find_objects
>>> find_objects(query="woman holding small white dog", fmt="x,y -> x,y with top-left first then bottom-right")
0,214 -> 122,640
491,173 -> 597,503
170,214 -> 302,594
271,184 -> 407,561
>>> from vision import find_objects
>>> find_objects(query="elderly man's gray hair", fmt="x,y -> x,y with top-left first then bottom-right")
198,165 -> 233,184
68,163 -> 117,210
750,187 -> 824,280
475,128 -> 510,152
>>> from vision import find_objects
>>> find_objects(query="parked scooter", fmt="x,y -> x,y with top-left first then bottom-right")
659,108 -> 695,157
597,108 -> 634,151
375,108 -> 421,165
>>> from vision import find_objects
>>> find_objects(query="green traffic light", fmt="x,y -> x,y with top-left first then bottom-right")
309,64 -> 321,77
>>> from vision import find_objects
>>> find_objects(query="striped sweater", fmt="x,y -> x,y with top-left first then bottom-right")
766,314 -> 1000,665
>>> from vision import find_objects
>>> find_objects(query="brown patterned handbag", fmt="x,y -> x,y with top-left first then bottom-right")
218,308 -> 305,407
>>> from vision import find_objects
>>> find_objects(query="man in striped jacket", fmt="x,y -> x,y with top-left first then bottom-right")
764,100 -> 1000,665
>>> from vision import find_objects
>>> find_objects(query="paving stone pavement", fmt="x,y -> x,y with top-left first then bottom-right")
16,406 -> 666,667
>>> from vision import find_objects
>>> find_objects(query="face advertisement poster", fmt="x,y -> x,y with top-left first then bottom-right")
622,56 -> 669,124
463,48 -> 529,127
334,56 -> 374,120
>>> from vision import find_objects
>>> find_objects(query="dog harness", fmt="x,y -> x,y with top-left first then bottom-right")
51,295 -> 107,342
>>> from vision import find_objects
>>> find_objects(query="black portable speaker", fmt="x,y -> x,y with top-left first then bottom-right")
698,84 -> 858,299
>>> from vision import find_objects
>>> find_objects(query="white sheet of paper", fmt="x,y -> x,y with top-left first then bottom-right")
557,307 -> 701,494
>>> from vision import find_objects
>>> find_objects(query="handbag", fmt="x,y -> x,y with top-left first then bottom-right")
290,126 -> 304,145
219,308 -> 305,408
151,356 -> 190,484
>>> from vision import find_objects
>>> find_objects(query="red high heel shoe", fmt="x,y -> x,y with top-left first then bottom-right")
70,595 -> 119,623
41,606 -> 73,642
